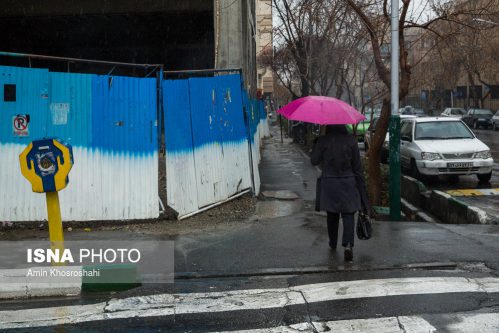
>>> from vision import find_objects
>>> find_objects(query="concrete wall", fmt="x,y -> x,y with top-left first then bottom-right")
256,0 -> 273,96
215,0 -> 257,97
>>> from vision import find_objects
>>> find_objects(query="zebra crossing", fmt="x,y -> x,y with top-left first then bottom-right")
1,273 -> 499,332
223,313 -> 499,333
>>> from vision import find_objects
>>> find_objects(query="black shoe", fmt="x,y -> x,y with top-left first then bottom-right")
344,246 -> 353,262
329,242 -> 337,250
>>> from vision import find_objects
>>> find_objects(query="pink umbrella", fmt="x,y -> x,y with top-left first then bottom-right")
277,96 -> 366,125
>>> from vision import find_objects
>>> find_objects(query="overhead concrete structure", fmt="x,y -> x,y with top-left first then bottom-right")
0,0 -> 214,72
0,0 -> 257,94
0,0 -> 212,16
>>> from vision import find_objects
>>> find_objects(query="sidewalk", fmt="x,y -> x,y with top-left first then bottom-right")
172,124 -> 499,275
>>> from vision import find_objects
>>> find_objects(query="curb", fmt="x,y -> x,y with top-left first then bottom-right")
0,266 -> 82,299
401,198 -> 438,223
401,175 -> 492,224
0,265 -> 140,299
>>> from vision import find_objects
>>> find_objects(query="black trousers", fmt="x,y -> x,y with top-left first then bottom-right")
327,212 -> 355,248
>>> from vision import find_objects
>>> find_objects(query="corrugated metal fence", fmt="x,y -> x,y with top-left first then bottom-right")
0,65 -> 158,221
0,65 -> 267,221
163,74 -> 267,219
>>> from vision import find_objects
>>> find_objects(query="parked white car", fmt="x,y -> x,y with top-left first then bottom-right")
364,115 -> 416,163
399,117 -> 494,182
441,108 -> 466,119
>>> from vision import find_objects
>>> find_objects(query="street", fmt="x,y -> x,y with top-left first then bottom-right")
1,124 -> 499,332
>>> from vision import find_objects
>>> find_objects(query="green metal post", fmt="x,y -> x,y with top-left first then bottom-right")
389,114 -> 401,220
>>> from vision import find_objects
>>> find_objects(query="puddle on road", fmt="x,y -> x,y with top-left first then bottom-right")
252,200 -> 303,220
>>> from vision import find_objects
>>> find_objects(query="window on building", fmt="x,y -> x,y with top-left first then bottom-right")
456,86 -> 467,99
489,85 -> 499,99
469,85 -> 482,99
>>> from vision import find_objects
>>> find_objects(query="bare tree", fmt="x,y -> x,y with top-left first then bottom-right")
343,0 -> 499,206
264,0 -> 366,98
439,15 -> 499,108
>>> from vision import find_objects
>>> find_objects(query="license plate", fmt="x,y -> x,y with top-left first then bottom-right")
447,162 -> 473,168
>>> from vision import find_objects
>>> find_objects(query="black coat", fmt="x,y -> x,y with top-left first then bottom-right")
311,131 -> 368,213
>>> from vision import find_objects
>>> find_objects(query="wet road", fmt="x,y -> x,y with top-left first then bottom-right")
475,128 -> 499,161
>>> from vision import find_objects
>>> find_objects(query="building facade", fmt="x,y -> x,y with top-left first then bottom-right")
255,0 -> 273,99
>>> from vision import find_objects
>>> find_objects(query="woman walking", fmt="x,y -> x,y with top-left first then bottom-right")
311,125 -> 369,262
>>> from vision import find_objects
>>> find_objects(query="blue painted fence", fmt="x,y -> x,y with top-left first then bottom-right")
0,65 -> 159,221
163,74 -> 267,218
0,65 -> 267,221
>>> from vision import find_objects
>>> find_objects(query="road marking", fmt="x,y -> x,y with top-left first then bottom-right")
219,312 -> 499,332
446,188 -> 499,196
0,276 -> 498,329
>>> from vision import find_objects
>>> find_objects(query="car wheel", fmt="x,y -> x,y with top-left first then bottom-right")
493,123 -> 497,131
477,172 -> 492,183
410,159 -> 422,179
473,120 -> 478,129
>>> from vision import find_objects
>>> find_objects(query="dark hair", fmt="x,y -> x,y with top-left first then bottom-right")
325,124 -> 348,135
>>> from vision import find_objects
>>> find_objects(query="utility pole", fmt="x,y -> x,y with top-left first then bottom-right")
389,0 -> 401,221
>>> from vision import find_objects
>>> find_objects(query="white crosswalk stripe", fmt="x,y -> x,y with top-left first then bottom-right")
1,276 -> 498,330
222,312 -> 499,333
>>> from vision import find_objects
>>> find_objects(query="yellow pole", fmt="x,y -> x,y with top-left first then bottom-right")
46,191 -> 65,265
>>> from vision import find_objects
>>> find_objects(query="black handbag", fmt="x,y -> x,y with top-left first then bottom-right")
356,212 -> 372,240
315,177 -> 322,212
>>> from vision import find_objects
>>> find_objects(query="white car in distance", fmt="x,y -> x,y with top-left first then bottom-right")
441,108 -> 466,119
399,117 -> 493,182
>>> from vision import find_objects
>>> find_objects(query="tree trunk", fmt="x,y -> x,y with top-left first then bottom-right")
296,44 -> 310,97
300,76 -> 310,97
367,98 -> 391,206
367,147 -> 382,206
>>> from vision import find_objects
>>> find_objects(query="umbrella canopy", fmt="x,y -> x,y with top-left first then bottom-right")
277,96 -> 366,125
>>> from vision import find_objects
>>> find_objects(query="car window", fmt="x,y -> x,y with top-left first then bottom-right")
400,122 -> 413,140
415,121 -> 474,140
474,109 -> 493,115
451,109 -> 465,115
495,111 -> 499,116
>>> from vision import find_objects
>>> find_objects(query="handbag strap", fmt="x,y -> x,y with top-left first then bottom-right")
356,175 -> 370,214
